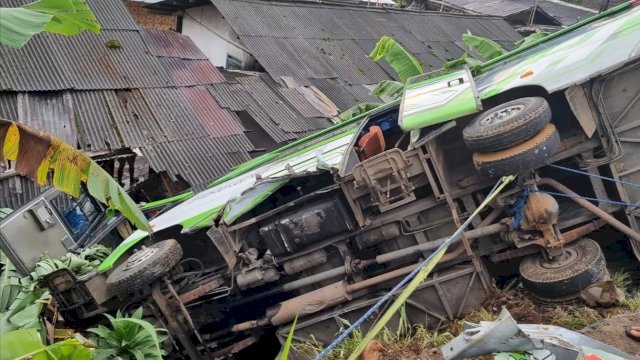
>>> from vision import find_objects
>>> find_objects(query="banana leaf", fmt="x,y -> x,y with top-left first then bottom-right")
1,0 -> 100,49
0,287 -> 49,335
462,32 -> 506,60
369,36 -> 423,82
0,251 -> 22,313
515,32 -> 550,48
338,103 -> 382,121
369,80 -> 405,99
0,328 -> 91,360
0,119 -> 151,232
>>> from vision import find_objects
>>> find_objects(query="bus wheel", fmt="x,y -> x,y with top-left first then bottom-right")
519,238 -> 605,300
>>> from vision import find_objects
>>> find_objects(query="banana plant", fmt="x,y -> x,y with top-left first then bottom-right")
0,0 -> 100,49
0,119 -> 151,232
368,36 -> 423,99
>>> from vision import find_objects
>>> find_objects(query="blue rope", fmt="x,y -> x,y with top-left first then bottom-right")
313,179 -> 505,360
538,190 -> 640,209
509,187 -> 531,230
548,163 -> 640,190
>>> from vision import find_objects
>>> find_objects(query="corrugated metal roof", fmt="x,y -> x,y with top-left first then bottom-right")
52,30 -> 172,90
0,34 -> 71,91
159,58 -> 225,86
181,86 -> 245,138
440,0 -> 594,26
310,79 -> 382,111
141,29 -> 207,59
207,83 -> 255,112
139,88 -> 208,141
0,93 -> 18,121
140,135 -> 250,186
89,0 -> 140,30
72,91 -> 124,151
16,92 -> 77,146
212,0 -> 521,86
278,88 -> 326,118
237,76 -> 324,134
0,175 -> 47,211
538,1 -> 595,26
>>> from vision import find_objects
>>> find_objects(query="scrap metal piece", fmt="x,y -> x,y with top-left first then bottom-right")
442,308 -> 634,360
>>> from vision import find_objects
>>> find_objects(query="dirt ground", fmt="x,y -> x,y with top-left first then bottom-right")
375,290 -> 640,360
580,312 -> 640,356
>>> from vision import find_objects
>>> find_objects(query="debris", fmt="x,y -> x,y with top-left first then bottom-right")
441,308 -> 635,360
581,280 -> 626,307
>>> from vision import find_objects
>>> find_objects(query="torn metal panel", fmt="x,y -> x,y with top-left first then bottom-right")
239,37 -> 315,86
237,76 -> 323,133
208,83 -> 255,112
141,29 -> 207,59
181,86 -> 245,138
278,88 -> 327,118
159,58 -> 225,86
16,92 -> 77,147
71,91 -> 123,152
310,79 -> 381,112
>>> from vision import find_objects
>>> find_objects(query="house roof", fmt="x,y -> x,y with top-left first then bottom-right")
0,0 -> 333,191
207,0 -> 520,108
439,0 -> 596,26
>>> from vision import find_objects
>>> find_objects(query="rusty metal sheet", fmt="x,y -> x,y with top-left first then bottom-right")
159,58 -> 225,86
141,29 -> 207,59
208,83 -> 255,112
181,86 -> 245,138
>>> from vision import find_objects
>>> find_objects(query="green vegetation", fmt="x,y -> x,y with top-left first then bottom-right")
552,307 -> 600,330
88,308 -> 168,360
0,0 -> 100,48
623,292 -> 640,311
611,271 -> 632,290
0,328 -> 92,360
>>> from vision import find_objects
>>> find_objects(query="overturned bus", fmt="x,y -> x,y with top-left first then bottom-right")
2,2 -> 640,359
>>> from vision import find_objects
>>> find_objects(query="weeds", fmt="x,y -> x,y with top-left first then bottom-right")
623,292 -> 640,311
552,307 -> 600,330
611,271 -> 632,290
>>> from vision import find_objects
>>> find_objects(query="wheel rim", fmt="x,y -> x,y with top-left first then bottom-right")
479,105 -> 525,126
539,247 -> 580,269
124,247 -> 158,270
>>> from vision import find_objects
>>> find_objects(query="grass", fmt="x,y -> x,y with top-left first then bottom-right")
551,307 -> 600,330
623,292 -> 640,311
611,271 -> 632,291
289,287 -> 639,359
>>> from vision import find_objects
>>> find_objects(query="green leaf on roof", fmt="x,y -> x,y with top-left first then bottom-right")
369,36 -> 423,83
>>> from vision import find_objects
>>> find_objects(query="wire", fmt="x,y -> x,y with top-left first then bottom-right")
314,176 -> 511,360
548,163 -> 640,190
537,190 -> 640,209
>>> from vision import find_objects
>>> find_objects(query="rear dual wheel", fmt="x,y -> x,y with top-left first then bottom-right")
464,97 -> 559,177
519,238 -> 606,300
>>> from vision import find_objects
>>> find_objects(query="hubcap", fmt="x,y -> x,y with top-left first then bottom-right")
540,247 -> 580,269
480,105 -> 525,126
124,247 -> 157,270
